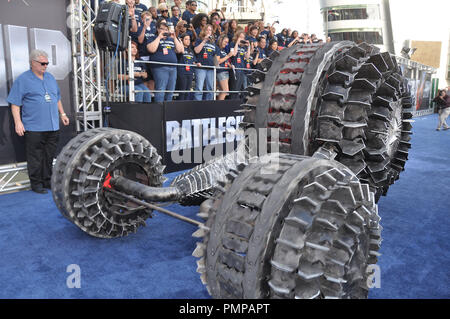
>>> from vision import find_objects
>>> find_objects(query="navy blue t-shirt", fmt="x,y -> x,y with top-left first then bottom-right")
121,60 -> 147,86
147,35 -> 178,66
7,70 -> 61,131
182,10 -> 195,24
177,47 -> 196,76
276,33 -> 287,47
217,48 -> 230,73
230,42 -> 248,69
139,25 -> 157,57
257,47 -> 267,60
246,35 -> 258,46
135,3 -> 148,17
194,39 -> 219,67
170,16 -> 182,27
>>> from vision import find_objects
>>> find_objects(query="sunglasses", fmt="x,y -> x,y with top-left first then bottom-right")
34,60 -> 49,66
161,10 -> 168,13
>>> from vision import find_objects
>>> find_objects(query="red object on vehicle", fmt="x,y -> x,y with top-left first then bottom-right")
103,173 -> 112,189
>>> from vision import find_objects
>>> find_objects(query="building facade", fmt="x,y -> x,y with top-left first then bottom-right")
319,0 -> 394,53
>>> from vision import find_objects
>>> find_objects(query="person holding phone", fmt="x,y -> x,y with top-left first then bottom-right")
193,24 -> 220,101
210,12 -> 222,38
229,30 -> 251,100
146,20 -> 184,102
176,33 -> 199,100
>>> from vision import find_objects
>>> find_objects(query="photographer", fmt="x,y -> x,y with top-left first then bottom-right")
138,11 -> 156,91
146,20 -> 184,102
230,30 -> 251,100
210,11 -> 222,39
175,20 -> 197,42
266,39 -> 278,57
193,24 -> 220,101
176,33 -> 199,101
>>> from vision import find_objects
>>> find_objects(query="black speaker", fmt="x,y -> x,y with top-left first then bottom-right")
94,2 -> 129,51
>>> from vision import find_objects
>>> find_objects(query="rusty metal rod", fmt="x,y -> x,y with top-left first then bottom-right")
104,187 -> 206,228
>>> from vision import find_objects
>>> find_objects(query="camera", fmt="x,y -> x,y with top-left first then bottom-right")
240,40 -> 248,45
163,32 -> 171,37
184,24 -> 190,28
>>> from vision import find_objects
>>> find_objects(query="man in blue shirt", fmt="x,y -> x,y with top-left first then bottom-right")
7,50 -> 70,194
182,0 -> 197,24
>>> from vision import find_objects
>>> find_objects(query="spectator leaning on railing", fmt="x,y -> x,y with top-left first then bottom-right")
193,24 -> 220,101
119,41 -> 152,103
146,20 -> 184,102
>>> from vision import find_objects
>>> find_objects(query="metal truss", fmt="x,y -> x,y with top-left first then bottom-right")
0,163 -> 30,194
70,0 -> 102,131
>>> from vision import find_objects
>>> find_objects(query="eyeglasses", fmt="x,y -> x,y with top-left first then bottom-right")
161,10 -> 168,13
191,3 -> 197,6
34,60 -> 49,66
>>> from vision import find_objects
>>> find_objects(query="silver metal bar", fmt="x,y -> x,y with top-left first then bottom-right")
104,188 -> 206,228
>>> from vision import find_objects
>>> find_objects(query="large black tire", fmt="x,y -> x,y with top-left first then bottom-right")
243,41 -> 413,199
52,128 -> 165,238
193,153 -> 381,299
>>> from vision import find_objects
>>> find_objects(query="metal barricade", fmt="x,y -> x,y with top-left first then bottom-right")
98,37 -> 254,102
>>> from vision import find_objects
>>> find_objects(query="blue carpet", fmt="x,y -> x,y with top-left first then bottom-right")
0,114 -> 448,299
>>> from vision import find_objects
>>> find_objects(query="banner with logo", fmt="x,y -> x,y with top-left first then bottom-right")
109,100 -> 244,173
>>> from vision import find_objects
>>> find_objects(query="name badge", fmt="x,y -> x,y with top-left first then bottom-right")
44,93 -> 52,103
163,48 -> 168,55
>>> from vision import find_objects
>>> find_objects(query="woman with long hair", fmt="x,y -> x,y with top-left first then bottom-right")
227,19 -> 238,41
176,33 -> 198,101
193,24 -> 219,101
191,13 -> 209,38
119,41 -> 151,102
146,20 -> 184,102
266,39 -> 278,57
210,11 -> 222,38
229,30 -> 251,100
216,34 -> 235,100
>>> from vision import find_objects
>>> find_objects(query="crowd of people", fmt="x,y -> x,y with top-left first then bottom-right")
113,0 -> 325,102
